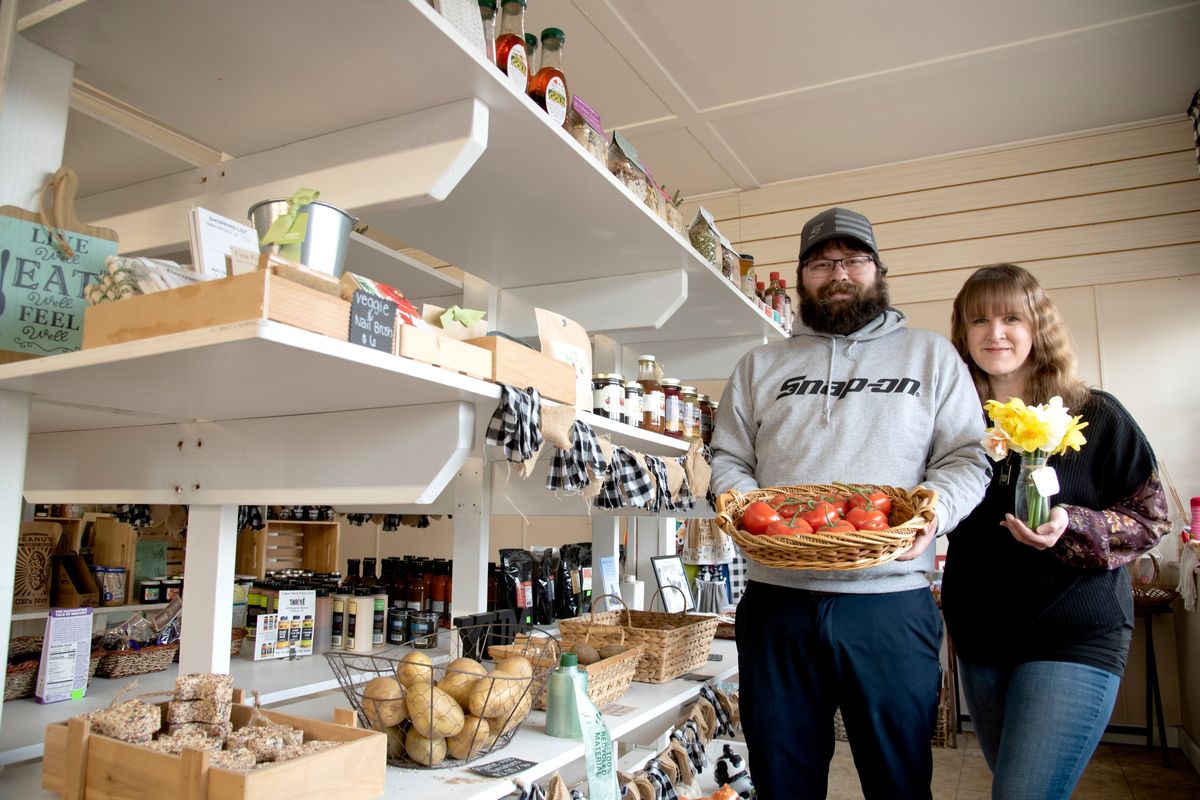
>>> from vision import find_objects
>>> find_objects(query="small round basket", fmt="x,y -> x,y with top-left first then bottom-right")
715,484 -> 937,571
1130,552 -> 1178,612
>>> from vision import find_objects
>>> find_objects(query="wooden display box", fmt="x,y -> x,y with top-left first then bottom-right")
467,335 -> 577,404
42,704 -> 385,800
82,270 -> 351,349
91,517 -> 137,605
235,520 -> 339,580
395,324 -> 491,379
49,554 -> 100,608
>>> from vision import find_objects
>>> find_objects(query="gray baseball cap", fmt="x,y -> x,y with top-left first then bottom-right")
798,207 -> 880,263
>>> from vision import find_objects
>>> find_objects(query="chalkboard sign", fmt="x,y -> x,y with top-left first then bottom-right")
348,289 -> 397,354
0,168 -> 119,357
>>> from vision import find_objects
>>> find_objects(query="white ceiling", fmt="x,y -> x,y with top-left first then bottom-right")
55,0 -> 1200,201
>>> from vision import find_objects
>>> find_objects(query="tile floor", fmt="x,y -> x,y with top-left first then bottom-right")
825,733 -> 1200,799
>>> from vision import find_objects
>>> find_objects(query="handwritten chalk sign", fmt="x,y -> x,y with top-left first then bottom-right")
0,215 -> 117,356
349,289 -> 397,354
469,757 -> 538,778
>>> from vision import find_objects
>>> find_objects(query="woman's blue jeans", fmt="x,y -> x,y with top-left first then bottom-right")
958,657 -> 1120,800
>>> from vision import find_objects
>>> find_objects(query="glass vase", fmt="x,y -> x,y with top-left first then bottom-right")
1014,452 -> 1054,529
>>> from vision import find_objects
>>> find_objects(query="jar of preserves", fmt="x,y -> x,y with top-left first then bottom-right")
661,378 -> 683,438
591,372 -> 624,419
623,381 -> 643,428
680,385 -> 699,441
709,400 -> 719,434
636,355 -> 664,434
698,394 -> 714,445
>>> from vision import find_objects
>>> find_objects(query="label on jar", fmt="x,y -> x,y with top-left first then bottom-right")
624,393 -> 642,426
544,75 -> 568,125
592,385 -> 607,416
664,395 -> 682,431
505,44 -> 529,93
645,390 -> 664,420
601,382 -> 622,416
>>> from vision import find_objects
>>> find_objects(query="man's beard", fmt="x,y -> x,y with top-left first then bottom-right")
798,278 -> 891,336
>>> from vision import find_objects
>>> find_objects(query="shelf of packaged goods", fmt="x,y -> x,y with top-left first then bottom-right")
21,0 -> 783,345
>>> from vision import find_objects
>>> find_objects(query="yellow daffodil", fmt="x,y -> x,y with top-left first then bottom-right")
983,396 -> 1088,456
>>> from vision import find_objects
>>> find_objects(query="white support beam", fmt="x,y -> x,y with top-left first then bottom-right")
0,390 -> 31,732
75,98 -> 490,255
178,504 -> 237,674
591,517 -> 622,609
23,403 -> 476,505
498,270 -> 687,340
451,457 -> 490,618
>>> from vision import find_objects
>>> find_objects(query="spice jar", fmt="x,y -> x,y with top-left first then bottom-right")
698,394 -> 714,445
680,385 -> 699,442
636,355 -> 664,434
623,381 -> 643,428
661,378 -> 683,438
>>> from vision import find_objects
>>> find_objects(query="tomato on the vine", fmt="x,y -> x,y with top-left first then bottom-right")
823,495 -> 851,518
740,501 -> 782,535
817,519 -> 856,534
768,493 -> 803,520
763,520 -> 800,537
797,501 -> 839,530
849,490 -> 892,516
846,506 -> 890,531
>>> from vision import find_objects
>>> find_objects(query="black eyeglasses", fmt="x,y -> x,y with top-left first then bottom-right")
803,255 -> 875,277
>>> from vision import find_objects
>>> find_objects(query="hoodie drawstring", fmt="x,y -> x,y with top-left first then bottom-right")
824,336 -> 836,423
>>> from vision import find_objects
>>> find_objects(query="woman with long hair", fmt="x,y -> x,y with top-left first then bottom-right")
941,263 -> 1170,799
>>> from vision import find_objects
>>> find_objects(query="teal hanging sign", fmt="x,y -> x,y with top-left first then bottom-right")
0,169 -> 119,356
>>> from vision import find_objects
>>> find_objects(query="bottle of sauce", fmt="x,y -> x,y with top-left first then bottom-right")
494,0 -> 530,94
430,559 -> 448,624
637,354 -> 664,434
779,279 -> 794,333
360,557 -> 380,589
478,0 -> 498,66
528,27 -> 568,125
487,562 -> 499,612
524,32 -> 539,75
406,561 -> 428,612
343,558 -> 361,589
698,394 -> 714,445
767,272 -> 786,317
442,562 -> 453,629
661,378 -> 684,439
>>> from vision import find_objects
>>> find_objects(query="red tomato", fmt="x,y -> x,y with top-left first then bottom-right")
763,520 -> 799,537
849,490 -> 892,516
787,517 -> 814,534
818,519 -> 857,534
740,501 -> 782,535
797,501 -> 839,530
768,493 -> 803,519
846,506 -> 890,531
823,495 -> 851,518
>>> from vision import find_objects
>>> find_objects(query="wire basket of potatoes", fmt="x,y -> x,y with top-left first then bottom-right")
325,624 -> 554,768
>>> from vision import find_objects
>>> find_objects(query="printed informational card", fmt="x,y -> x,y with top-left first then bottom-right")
36,607 -> 94,703
596,556 -> 620,603
188,206 -> 259,280
254,589 -> 315,660
469,757 -> 538,778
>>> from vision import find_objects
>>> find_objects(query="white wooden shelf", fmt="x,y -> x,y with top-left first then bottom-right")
11,602 -> 168,623
19,0 -> 784,348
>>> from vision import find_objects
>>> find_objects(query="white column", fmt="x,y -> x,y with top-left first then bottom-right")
638,517 -> 677,610
178,505 -> 237,674
451,457 -> 490,618
0,19 -> 74,207
0,389 -> 31,731
590,517 -> 621,608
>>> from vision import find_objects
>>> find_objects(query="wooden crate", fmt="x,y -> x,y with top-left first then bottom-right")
395,324 -> 491,379
466,335 -> 577,404
82,270 -> 351,349
42,703 -> 385,800
235,520 -> 339,580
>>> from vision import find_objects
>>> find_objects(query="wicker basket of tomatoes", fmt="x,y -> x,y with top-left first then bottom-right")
714,483 -> 938,570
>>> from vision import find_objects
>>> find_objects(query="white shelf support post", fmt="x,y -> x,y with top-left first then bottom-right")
178,504 -> 237,674
451,457 -> 490,618
0,390 -> 31,731
638,517 -> 678,610
591,517 -> 622,607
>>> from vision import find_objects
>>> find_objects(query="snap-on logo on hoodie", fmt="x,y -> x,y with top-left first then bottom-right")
776,375 -> 921,400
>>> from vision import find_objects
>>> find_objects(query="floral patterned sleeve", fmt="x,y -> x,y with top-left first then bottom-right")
1053,472 -> 1171,570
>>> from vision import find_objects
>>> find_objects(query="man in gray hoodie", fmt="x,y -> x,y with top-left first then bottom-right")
710,207 -> 989,800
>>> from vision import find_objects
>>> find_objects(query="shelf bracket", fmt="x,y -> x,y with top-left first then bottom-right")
74,98 -> 490,255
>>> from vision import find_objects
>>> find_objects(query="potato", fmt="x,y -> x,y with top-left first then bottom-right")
404,729 -> 446,766
493,655 -> 533,678
361,676 -> 407,728
599,644 -> 628,660
396,650 -> 435,690
406,682 -> 466,738
488,690 -> 532,737
446,715 -> 490,760
384,724 -> 405,760
572,642 -> 600,665
468,672 -> 530,718
438,657 -> 488,708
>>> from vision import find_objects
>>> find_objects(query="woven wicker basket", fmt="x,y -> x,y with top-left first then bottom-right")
1130,551 -> 1178,611
5,636 -> 43,701
714,484 -> 937,571
489,634 -> 643,711
94,641 -> 179,679
558,594 -> 718,684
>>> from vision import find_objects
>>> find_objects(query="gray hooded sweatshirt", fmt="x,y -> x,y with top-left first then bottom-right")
710,308 -> 990,593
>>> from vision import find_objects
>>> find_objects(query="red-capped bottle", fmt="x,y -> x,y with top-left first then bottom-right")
494,0 -> 530,94
528,27 -> 568,126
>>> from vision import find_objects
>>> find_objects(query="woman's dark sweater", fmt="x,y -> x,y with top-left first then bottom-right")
941,390 -> 1168,676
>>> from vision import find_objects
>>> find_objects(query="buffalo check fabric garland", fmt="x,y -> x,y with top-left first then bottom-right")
486,385 -> 544,463
547,420 -> 608,493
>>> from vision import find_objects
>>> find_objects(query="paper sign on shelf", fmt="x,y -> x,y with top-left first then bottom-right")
36,607 -> 94,703
254,589 -> 316,660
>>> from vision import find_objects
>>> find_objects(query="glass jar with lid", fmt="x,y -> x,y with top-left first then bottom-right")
661,378 -> 683,438
698,394 -> 714,445
636,355 -> 664,434
680,385 -> 699,441
709,400 -> 719,436
623,381 -> 643,428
